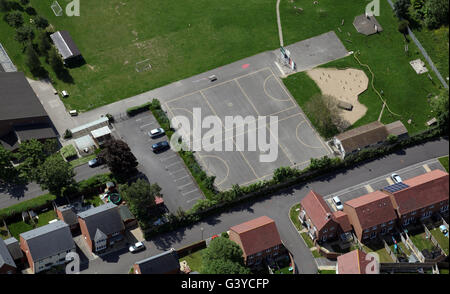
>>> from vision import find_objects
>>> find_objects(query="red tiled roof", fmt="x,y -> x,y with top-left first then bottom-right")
345,191 -> 397,230
337,250 -> 370,274
333,211 -> 352,232
229,216 -> 282,256
389,170 -> 449,215
300,190 -> 333,231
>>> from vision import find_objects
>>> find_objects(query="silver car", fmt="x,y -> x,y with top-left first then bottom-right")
148,128 -> 165,138
391,173 -> 402,183
332,196 -> 344,211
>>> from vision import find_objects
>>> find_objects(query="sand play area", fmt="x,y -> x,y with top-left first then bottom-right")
307,68 -> 369,125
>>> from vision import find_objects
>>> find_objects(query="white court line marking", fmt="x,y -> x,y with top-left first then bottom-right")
135,118 -> 143,122
169,169 -> 186,176
182,189 -> 199,196
174,174 -> 190,182
166,161 -> 183,168
423,164 -> 431,172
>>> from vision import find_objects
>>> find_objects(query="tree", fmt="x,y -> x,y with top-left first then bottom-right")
202,237 -> 246,265
423,0 -> 449,29
394,0 -> 411,19
37,32 -> 51,57
19,0 -> 29,5
37,154 -> 75,197
49,47 -> 64,73
17,139 -> 47,181
0,146 -> 19,184
24,44 -> 42,75
304,94 -> 341,139
398,19 -> 410,35
24,6 -> 35,15
33,15 -> 48,29
14,24 -> 34,46
202,258 -> 251,274
119,179 -> 162,221
4,12 -> 23,28
98,139 -> 138,180
0,0 -> 11,12
431,89 -> 449,131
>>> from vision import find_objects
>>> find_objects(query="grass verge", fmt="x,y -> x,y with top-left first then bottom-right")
438,156 -> 449,172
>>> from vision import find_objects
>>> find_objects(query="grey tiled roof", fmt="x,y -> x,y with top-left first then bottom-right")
0,238 -> 16,269
94,229 -> 107,242
77,203 -> 124,240
135,249 -> 180,274
57,205 -> 78,226
20,221 -> 75,261
4,237 -> 23,260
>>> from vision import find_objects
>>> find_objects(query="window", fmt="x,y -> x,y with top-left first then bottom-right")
429,205 -> 434,209
330,227 -> 335,231
372,226 -> 377,231
257,252 -> 262,256
265,248 -> 271,253
364,229 -> 370,233
381,223 -> 386,227
323,229 -> 328,233
411,211 -> 417,215
441,205 -> 449,212
389,220 -> 395,224
363,234 -> 369,239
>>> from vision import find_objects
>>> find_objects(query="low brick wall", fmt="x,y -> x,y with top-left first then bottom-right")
176,240 -> 206,259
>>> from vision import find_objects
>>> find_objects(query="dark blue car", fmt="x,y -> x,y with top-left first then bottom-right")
152,141 -> 170,153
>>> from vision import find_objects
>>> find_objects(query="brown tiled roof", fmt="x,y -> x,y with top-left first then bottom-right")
336,121 -> 388,153
229,216 -> 282,256
345,191 -> 397,230
300,190 -> 333,232
387,170 -> 449,215
332,211 -> 352,232
337,249 -> 370,274
385,120 -> 408,137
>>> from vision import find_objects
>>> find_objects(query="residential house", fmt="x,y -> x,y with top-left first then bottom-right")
343,191 -> 398,241
382,170 -> 449,226
0,238 -> 16,274
0,72 -> 57,151
299,190 -> 352,242
77,203 -> 125,253
332,120 -> 408,158
133,249 -> 180,274
337,249 -> 375,274
56,205 -> 80,232
118,205 -> 137,228
228,216 -> 285,267
4,237 -> 24,264
19,220 -> 75,273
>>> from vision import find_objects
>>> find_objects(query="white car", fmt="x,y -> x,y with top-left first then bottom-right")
129,242 -> 145,253
332,196 -> 344,211
148,128 -> 165,138
391,173 -> 402,184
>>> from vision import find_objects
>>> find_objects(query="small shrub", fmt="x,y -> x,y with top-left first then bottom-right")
63,129 -> 72,139
126,102 -> 152,116
398,20 -> 409,35
24,6 -> 35,15
4,12 -> 23,28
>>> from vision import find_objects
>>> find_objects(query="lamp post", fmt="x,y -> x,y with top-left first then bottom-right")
201,227 -> 204,240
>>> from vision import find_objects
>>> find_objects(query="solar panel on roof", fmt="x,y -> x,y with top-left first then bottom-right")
383,182 -> 409,193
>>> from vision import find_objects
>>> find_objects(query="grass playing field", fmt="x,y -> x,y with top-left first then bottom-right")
0,0 -> 444,133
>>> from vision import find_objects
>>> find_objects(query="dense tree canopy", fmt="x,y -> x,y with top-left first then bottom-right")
201,237 -> 250,274
37,154 -> 75,197
431,89 -> 449,131
119,179 -> 161,221
98,139 -> 138,180
0,146 -> 19,184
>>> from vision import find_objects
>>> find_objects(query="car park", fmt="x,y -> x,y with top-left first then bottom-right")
152,141 -> 170,153
148,127 -> 165,138
332,196 -> 344,211
129,242 -> 145,253
391,173 -> 402,183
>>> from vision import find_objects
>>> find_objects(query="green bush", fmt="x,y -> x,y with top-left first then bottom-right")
126,102 -> 153,116
0,193 -> 56,220
63,129 -> 72,139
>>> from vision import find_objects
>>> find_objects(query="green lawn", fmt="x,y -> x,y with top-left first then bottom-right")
7,220 -> 34,240
83,196 -> 104,207
36,210 -> 57,227
362,244 -> 394,263
430,228 -> 449,255
282,0 -> 442,135
0,0 -> 440,123
0,193 -> 56,220
289,203 -> 303,232
181,248 -> 206,273
0,224 -> 10,240
69,154 -> 96,168
438,156 -> 449,172
318,269 -> 336,274
409,232 -> 436,252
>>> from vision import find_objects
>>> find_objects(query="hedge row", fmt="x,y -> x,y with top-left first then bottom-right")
144,123 -> 446,238
126,102 -> 153,116
0,193 -> 56,220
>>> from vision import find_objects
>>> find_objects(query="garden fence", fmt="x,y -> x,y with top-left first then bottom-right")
422,224 -> 447,257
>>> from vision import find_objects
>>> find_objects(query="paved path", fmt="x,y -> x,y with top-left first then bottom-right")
386,0 -> 448,89
80,138 -> 448,274
276,0 -> 283,47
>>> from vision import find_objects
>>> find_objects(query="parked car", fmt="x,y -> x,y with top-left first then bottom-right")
391,173 -> 402,183
332,196 -> 344,211
439,225 -> 449,238
152,141 -> 170,153
88,157 -> 103,168
129,242 -> 145,253
148,127 -> 165,138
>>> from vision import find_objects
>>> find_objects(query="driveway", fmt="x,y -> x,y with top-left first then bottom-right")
113,112 -> 203,212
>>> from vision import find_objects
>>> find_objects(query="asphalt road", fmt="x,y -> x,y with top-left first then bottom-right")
80,137 -> 449,274
0,163 -> 108,209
